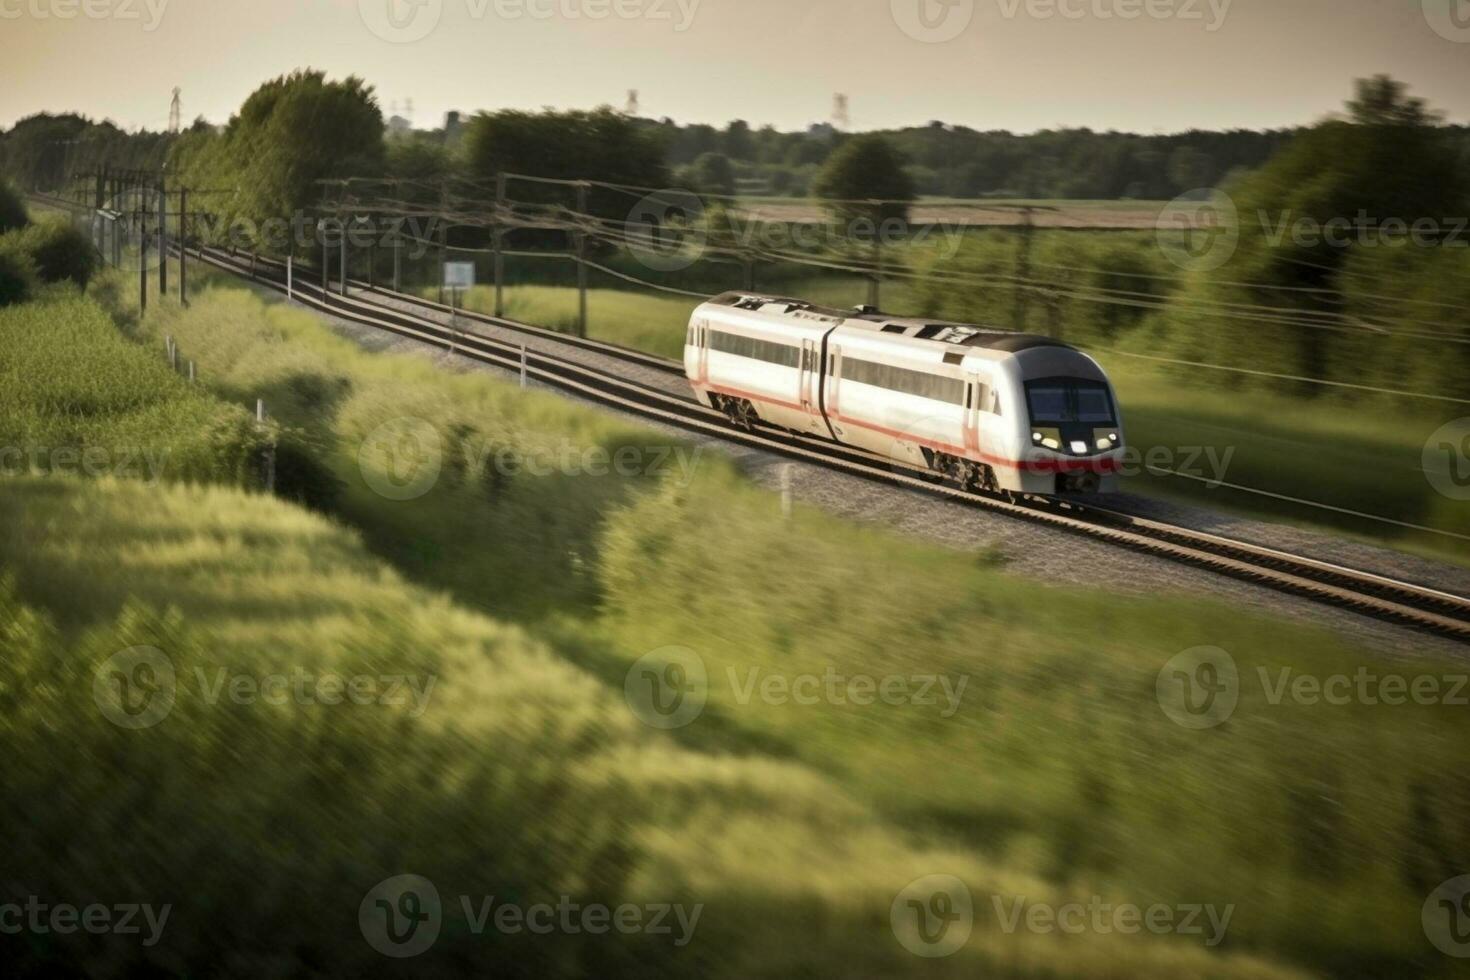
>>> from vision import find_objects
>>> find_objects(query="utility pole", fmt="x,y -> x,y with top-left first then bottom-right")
437,181 -> 448,305
157,179 -> 167,297
868,199 -> 883,311
340,220 -> 349,297
178,186 -> 187,306
367,214 -> 375,290
139,185 -> 149,316
494,172 -> 506,317
576,181 -> 589,338
392,221 -> 402,293
1013,206 -> 1034,331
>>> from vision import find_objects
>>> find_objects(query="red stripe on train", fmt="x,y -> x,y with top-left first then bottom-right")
699,381 -> 1121,475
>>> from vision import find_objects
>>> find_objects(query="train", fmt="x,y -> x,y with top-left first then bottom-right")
683,292 -> 1124,496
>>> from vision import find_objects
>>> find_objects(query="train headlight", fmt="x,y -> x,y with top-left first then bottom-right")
1032,427 -> 1061,451
1070,440 -> 1088,454
1095,431 -> 1120,451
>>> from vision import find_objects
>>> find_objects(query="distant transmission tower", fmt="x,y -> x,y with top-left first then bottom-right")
625,90 -> 640,117
832,94 -> 850,131
168,88 -> 181,133
404,97 -> 415,125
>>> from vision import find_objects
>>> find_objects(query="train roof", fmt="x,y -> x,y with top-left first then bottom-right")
704,292 -> 1075,354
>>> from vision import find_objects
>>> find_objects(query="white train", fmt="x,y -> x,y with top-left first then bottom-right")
684,293 -> 1124,496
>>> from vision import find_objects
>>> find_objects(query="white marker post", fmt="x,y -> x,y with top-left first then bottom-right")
444,261 -> 475,358
286,255 -> 293,302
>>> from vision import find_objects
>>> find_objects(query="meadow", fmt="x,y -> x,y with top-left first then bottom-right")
3,256 -> 1452,976
0,271 -> 1350,978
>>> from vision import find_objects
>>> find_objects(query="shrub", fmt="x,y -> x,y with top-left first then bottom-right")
0,179 -> 28,234
0,244 -> 37,308
10,216 -> 98,289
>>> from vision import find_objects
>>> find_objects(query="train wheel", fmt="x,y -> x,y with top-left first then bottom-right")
725,399 -> 757,432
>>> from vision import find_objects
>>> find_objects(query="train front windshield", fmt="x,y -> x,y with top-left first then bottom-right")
1025,379 -> 1116,426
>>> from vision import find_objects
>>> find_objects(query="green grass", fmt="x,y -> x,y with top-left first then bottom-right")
0,278 -> 1325,977
63,268 -> 1470,976
0,289 -> 269,486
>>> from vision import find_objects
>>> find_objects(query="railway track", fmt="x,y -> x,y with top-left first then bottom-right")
181,241 -> 1470,641
26,193 -> 1468,639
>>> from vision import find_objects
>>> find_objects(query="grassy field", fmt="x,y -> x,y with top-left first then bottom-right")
20,264 -> 1454,975
0,275 -> 1374,978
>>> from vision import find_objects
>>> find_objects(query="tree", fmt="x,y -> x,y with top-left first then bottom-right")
691,152 -> 736,197
464,108 -> 668,222
722,120 -> 754,161
1346,74 -> 1439,127
168,70 -> 385,256
811,135 -> 915,225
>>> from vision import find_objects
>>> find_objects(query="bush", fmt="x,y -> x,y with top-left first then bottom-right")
9,216 -> 99,289
0,244 -> 37,308
0,179 -> 27,234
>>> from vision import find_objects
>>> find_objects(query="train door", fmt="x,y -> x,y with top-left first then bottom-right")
799,339 -> 818,416
696,319 -> 710,384
964,374 -> 982,456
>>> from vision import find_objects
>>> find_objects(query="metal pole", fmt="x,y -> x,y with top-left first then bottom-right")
520,344 -> 527,388
178,187 -> 187,307
1014,206 -> 1034,330
576,181 -> 588,338
437,181 -> 447,305
256,399 -> 275,494
494,173 -> 506,318
340,228 -> 348,297
367,218 -> 376,290
321,228 -> 329,294
392,226 -> 401,293
139,189 -> 148,316
157,181 -> 167,297
286,256 -> 293,301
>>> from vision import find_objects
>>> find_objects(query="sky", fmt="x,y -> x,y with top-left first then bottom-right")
2,0 -> 1469,135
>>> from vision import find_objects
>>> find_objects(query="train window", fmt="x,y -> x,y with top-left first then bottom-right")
708,330 -> 800,368
1025,380 -> 1114,424
843,357 -> 965,405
